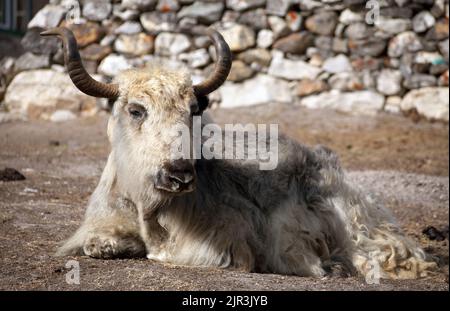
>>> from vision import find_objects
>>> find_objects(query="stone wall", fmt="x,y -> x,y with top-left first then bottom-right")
0,0 -> 449,122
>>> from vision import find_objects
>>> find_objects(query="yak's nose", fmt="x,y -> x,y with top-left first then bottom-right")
155,160 -> 195,193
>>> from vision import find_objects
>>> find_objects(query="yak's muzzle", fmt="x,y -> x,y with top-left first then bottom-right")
155,160 -> 195,193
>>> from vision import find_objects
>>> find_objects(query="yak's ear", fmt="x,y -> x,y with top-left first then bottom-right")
108,98 -> 117,111
196,95 -> 210,114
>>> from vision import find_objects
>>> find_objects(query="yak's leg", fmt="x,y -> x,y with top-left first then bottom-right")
81,199 -> 146,259
136,202 -> 169,262
56,154 -> 145,259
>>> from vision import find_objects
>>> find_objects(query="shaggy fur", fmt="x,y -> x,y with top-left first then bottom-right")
56,66 -> 436,279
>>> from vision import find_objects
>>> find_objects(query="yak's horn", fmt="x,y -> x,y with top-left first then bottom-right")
193,28 -> 232,97
40,27 -> 119,99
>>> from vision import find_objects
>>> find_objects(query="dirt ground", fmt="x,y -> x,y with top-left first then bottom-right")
0,104 -> 448,291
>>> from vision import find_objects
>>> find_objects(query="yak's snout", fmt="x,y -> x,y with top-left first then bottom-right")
155,160 -> 195,193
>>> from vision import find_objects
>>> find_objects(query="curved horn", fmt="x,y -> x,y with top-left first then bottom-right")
40,27 -> 119,99
193,28 -> 232,97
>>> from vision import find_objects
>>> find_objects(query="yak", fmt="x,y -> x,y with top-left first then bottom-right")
41,27 -> 435,279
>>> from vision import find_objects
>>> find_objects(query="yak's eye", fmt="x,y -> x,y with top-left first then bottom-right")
128,103 -> 147,120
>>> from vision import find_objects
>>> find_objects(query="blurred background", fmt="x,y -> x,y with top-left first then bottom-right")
0,0 -> 448,122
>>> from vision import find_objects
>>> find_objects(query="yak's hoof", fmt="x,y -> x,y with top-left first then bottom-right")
83,235 -> 145,259
84,236 -> 118,259
323,259 -> 356,278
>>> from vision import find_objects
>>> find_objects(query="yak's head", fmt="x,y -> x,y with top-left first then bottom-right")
41,27 -> 231,199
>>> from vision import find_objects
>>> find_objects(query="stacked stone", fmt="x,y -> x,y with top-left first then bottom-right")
0,0 -> 448,122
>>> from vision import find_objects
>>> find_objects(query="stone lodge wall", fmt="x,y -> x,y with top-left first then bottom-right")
0,0 -> 448,122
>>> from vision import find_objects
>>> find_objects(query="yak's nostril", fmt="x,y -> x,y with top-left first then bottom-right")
155,162 -> 195,193
168,171 -> 194,185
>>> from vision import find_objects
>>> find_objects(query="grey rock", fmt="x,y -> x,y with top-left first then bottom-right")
178,17 -> 199,32
438,39 -> 449,62
114,21 -> 143,35
50,110 -> 77,122
425,21 -> 449,41
403,74 -> 437,89
376,69 -> 403,95
222,10 -> 240,23
394,0 -> 410,7
328,72 -> 364,91
14,52 -> 51,73
218,24 -> 256,52
100,35 -> 117,47
400,87 -> 449,121
430,0 -> 446,18
266,0 -> 292,16
314,36 -> 333,52
0,57 -> 16,102
414,51 -> 445,65
380,7 -> 413,19
238,9 -> 268,31
226,0 -> 266,11
384,95 -> 403,114
227,60 -> 255,82
388,31 -> 423,58
301,90 -> 385,116
268,52 -> 322,80
273,32 -> 314,55
83,0 -> 112,21
194,36 -> 212,49
345,22 -> 374,40
140,12 -> 177,34
412,11 -> 436,33
376,17 -> 412,35
296,79 -> 329,96
257,30 -> 274,49
332,38 -> 348,53
81,44 -> 112,61
299,0 -> 324,10
438,70 -> 449,86
237,48 -> 272,67
27,4 -> 66,29
114,33 -> 154,56
430,63 -> 449,76
322,54 -> 352,73
121,0 -> 157,10
98,54 -> 133,76
112,5 -> 139,21
268,16 -> 291,40
339,8 -> 364,25
0,57 -> 15,84
178,49 -> 211,68
351,38 -> 387,57
178,1 -> 224,24
21,28 -> 60,56
155,32 -> 191,56
305,11 -> 338,36
220,74 -> 292,108
4,69 -> 96,118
